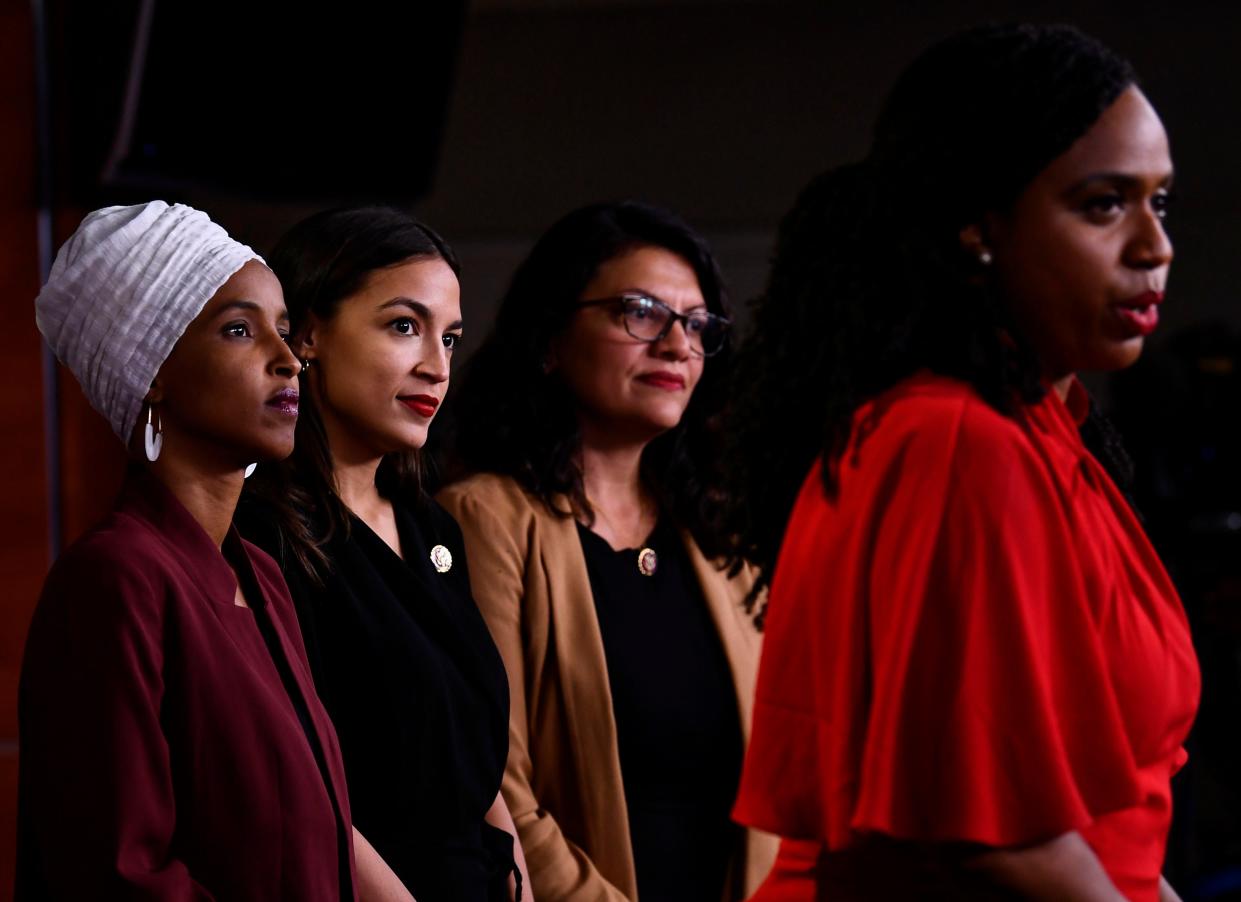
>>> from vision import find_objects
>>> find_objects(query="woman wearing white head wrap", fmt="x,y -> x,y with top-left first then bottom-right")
18,202 -> 411,901
35,201 -> 264,447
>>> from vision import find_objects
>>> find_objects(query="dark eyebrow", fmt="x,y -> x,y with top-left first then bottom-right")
217,299 -> 290,323
1069,170 -> 1175,192
618,290 -> 709,313
379,296 -> 464,331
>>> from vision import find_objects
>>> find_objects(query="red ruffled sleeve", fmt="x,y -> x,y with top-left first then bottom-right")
735,384 -> 1145,849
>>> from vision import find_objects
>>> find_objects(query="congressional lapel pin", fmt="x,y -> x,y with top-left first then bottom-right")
637,547 -> 658,576
429,544 -> 453,574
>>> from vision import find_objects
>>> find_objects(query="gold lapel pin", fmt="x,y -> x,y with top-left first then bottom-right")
637,547 -> 658,577
430,544 -> 453,574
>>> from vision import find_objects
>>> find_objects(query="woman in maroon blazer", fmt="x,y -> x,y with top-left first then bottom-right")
17,202 -> 409,900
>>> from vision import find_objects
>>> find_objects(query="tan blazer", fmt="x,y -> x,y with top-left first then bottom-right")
439,472 -> 777,901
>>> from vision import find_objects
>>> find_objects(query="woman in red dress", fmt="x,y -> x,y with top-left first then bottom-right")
723,24 -> 1199,901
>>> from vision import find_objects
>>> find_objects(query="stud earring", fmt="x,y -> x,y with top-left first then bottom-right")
978,249 -> 994,266
144,404 -> 163,462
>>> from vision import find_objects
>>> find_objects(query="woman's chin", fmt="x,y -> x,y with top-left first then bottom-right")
247,434 -> 297,464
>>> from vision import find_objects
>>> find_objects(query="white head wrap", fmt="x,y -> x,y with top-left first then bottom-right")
35,201 -> 263,443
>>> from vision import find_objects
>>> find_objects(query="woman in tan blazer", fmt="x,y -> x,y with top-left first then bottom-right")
439,201 -> 777,901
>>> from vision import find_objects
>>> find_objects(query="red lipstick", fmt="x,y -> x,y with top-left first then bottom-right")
400,394 -> 440,418
637,371 -> 686,391
1113,290 -> 1165,337
266,388 -> 299,416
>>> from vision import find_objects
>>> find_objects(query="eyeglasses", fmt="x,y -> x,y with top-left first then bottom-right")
576,293 -> 731,358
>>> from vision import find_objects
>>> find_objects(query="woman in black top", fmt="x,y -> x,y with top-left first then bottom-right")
575,517 -> 743,899
237,206 -> 526,901
439,201 -> 775,900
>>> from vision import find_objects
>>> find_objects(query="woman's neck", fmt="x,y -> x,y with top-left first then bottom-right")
1049,373 -> 1075,401
315,408 -> 404,557
333,451 -> 402,559
333,454 -> 387,525
320,410 -> 389,525
147,455 -> 244,547
579,440 -> 657,550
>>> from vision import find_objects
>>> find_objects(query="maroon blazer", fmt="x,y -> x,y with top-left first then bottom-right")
16,470 -> 357,900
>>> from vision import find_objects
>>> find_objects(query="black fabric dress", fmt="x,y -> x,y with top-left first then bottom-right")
238,492 -> 515,901
577,517 -> 744,902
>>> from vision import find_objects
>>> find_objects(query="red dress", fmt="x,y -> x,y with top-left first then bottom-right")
733,374 -> 1200,901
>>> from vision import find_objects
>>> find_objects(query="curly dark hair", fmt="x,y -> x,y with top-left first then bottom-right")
722,23 -> 1143,620
244,205 -> 459,584
443,200 -> 733,558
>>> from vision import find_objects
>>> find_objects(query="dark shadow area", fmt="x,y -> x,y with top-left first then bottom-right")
1113,326 -> 1241,899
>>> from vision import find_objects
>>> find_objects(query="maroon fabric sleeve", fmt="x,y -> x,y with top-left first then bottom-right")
20,537 -> 214,899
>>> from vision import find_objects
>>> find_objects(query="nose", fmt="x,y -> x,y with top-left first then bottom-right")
653,317 -> 693,361
1125,204 -> 1174,271
415,339 -> 451,384
270,333 -> 301,379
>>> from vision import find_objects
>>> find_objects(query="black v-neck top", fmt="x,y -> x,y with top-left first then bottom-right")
238,494 -> 515,901
577,518 -> 743,902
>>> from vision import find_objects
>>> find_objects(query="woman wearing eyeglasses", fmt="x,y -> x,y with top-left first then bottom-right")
439,201 -> 777,901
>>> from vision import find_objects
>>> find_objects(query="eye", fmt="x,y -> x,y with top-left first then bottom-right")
1151,190 -> 1174,220
443,332 -> 462,351
624,297 -> 658,320
685,315 -> 709,335
390,317 -> 417,336
1082,193 -> 1125,221
278,331 -> 291,344
224,321 -> 251,338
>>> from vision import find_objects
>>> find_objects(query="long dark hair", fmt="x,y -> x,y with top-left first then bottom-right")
247,205 -> 459,584
723,23 -> 1142,617
444,200 -> 733,558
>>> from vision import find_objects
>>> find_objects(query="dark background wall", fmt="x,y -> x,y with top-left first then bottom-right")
432,0 -> 1241,351
5,1 -> 1241,899
1,3 -> 46,895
